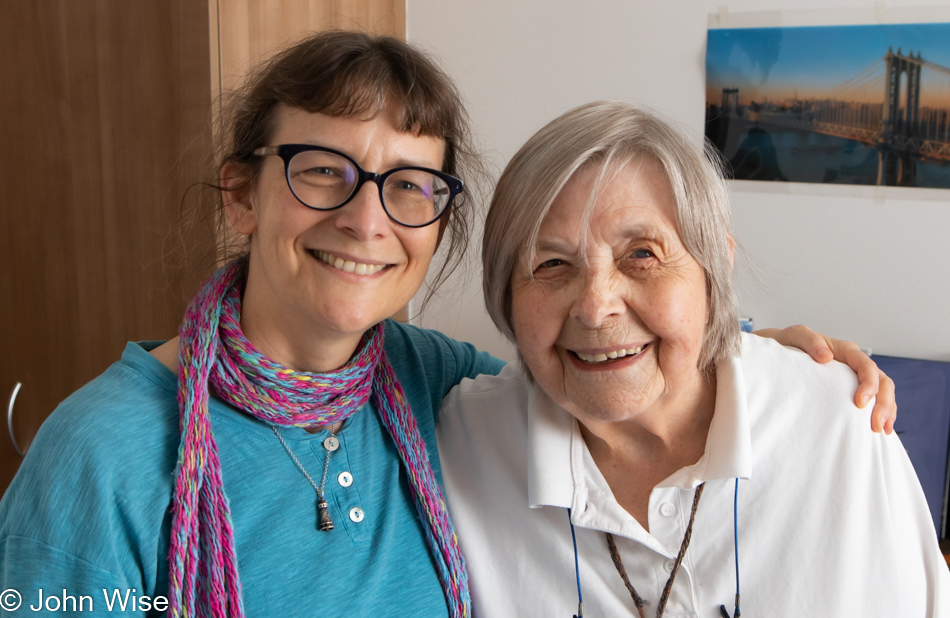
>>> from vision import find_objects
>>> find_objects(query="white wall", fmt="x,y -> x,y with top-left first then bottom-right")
407,0 -> 950,363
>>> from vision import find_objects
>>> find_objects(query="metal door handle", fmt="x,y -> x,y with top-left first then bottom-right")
7,382 -> 26,456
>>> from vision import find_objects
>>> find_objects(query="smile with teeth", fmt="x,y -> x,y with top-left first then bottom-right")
574,344 -> 647,364
315,250 -> 387,276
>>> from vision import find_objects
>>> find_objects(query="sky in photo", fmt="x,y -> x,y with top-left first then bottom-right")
706,23 -> 950,107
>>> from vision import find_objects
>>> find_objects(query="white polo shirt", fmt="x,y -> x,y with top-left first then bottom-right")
438,333 -> 950,617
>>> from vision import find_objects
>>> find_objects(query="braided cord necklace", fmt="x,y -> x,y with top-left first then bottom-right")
605,482 -> 705,618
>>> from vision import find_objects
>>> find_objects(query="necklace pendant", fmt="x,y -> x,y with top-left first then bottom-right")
317,497 -> 334,532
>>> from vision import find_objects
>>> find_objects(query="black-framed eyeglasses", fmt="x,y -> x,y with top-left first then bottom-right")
253,144 -> 464,228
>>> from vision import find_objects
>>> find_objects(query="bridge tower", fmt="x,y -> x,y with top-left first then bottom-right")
881,48 -> 922,185
884,47 -> 923,136
722,88 -> 739,116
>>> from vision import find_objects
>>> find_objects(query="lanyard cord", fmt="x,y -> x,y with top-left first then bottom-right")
720,478 -> 741,618
571,478 -> 742,618
568,508 -> 584,618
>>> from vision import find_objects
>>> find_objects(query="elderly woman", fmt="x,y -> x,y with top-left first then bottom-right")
438,101 -> 950,616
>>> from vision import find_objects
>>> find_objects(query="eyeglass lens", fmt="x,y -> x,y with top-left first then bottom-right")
287,149 -> 451,226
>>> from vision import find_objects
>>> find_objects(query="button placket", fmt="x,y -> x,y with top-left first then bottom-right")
311,433 -> 369,543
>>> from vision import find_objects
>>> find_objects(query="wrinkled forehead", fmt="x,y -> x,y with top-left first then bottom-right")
524,155 -> 680,261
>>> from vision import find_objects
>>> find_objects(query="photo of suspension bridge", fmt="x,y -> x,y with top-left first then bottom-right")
705,23 -> 950,188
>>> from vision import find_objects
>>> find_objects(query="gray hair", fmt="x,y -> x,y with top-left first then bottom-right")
482,101 -> 740,373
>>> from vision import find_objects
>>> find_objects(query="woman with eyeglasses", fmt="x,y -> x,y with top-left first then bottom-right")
0,32 -> 896,617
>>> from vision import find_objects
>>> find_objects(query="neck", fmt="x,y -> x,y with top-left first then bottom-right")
239,281 -> 366,374
241,304 -> 365,373
581,372 -> 717,499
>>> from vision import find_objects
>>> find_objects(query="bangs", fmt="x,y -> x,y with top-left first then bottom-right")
270,37 -> 459,150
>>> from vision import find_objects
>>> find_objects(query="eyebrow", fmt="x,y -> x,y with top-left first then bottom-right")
533,238 -> 578,255
615,223 -> 666,241
292,141 -> 443,171
533,223 -> 666,253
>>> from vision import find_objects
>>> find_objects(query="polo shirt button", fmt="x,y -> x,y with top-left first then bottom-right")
349,507 -> 365,523
338,471 -> 353,487
663,559 -> 676,573
660,502 -> 676,517
323,436 -> 340,452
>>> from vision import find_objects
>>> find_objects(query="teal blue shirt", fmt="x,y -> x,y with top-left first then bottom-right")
0,320 -> 504,616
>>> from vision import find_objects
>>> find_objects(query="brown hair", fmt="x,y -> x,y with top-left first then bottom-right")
201,30 -> 483,306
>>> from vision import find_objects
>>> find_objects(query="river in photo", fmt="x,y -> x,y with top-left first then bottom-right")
707,117 -> 950,188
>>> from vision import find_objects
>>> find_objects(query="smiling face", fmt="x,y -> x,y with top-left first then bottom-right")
228,106 -> 445,371
510,157 -> 711,429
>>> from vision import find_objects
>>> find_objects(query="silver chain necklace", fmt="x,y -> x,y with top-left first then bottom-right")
273,424 -> 340,531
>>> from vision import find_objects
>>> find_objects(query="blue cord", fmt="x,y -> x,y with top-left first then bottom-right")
568,508 -> 583,618
720,478 -> 741,618
732,478 -> 741,617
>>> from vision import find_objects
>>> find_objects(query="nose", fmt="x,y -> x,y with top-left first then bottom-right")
568,264 -> 627,328
333,181 -> 391,240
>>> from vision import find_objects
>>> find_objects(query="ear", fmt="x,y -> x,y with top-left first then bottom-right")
727,234 -> 736,270
221,161 -> 258,235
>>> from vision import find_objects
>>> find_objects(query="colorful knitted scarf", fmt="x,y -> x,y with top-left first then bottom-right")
168,257 -> 471,617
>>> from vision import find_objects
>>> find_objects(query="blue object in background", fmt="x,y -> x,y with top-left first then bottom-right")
872,355 -> 950,537
739,317 -> 754,333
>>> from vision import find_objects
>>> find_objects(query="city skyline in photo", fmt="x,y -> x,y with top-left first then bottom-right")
706,23 -> 950,109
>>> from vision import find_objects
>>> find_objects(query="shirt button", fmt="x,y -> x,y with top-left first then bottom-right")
323,436 -> 340,452
349,507 -> 365,523
338,471 -> 353,487
663,559 -> 676,573
660,502 -> 676,517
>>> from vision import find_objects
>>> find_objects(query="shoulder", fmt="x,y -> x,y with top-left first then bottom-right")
439,363 -> 530,429
739,332 -> 862,424
382,319 -> 505,397
0,342 -> 179,568
737,333 -> 898,478
382,319 -> 493,364
33,342 -> 180,468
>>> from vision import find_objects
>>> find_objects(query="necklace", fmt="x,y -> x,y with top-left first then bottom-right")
273,424 -> 341,531
605,482 -> 705,618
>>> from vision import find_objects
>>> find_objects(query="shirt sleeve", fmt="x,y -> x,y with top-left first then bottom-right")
878,431 -> 950,614
0,358 -> 177,618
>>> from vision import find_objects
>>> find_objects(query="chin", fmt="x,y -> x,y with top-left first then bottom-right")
318,306 -> 388,338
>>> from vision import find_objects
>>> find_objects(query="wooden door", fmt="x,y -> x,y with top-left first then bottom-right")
0,2 -> 214,492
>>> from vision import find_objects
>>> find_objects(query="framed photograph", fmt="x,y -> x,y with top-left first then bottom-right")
705,23 -> 950,188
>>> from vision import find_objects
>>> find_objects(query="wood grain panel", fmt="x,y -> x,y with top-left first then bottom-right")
0,1 -> 213,492
213,0 -> 406,97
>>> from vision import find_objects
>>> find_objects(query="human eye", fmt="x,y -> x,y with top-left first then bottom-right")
630,248 -> 655,259
289,152 -> 352,187
534,258 -> 566,272
392,179 -> 423,193
297,165 -> 344,182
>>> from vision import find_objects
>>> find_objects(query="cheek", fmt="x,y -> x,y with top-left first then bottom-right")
403,227 -> 440,269
648,280 -> 708,351
511,287 -> 564,362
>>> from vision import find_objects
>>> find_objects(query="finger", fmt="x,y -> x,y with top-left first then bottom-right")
870,373 -> 897,435
756,325 -> 834,363
842,346 -> 879,410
